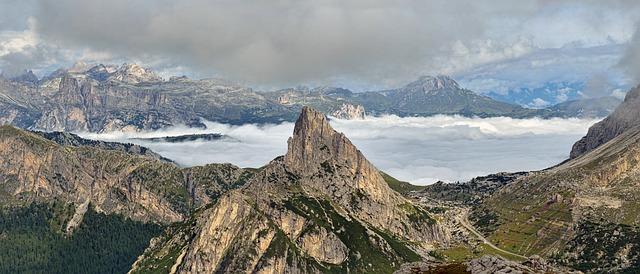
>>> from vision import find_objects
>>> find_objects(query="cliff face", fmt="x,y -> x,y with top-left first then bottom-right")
0,125 -> 251,225
570,86 -> 640,158
130,107 -> 449,274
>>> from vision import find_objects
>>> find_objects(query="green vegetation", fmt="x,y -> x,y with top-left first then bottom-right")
0,202 -> 162,274
558,221 -> 640,272
130,204 -> 217,274
128,163 -> 191,212
381,172 -> 426,195
283,196 -> 421,273
399,202 -> 436,225
433,243 -> 525,263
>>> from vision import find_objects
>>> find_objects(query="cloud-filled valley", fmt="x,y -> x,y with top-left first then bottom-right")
80,115 -> 599,185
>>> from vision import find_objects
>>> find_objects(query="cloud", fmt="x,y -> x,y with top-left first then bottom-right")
618,26 -> 640,85
79,115 -> 599,185
528,98 -> 550,108
17,0 -> 637,89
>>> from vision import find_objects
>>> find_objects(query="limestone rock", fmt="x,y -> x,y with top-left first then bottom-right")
571,86 -> 640,158
330,103 -> 365,120
0,125 -> 251,225
131,107 -> 450,273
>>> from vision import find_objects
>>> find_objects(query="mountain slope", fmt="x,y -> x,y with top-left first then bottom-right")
571,86 -> 640,158
0,125 -> 253,224
0,125 -> 256,273
354,76 -> 534,117
130,107 -> 449,273
473,125 -> 640,272
541,96 -> 622,118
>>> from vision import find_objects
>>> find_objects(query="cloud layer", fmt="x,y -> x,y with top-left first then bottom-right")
80,115 -> 598,185
0,0 -> 636,88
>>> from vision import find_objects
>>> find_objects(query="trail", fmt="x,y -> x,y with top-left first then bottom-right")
457,209 -> 528,261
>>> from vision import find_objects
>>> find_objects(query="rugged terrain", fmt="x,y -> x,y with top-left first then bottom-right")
0,125 -> 255,273
129,107 -> 450,273
0,125 -> 255,224
571,85 -> 640,158
0,64 -> 616,133
409,87 -> 640,273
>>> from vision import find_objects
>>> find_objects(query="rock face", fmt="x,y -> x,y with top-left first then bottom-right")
0,125 -> 252,224
0,63 -> 597,133
330,103 -> 365,119
130,107 -> 449,273
570,86 -> 640,158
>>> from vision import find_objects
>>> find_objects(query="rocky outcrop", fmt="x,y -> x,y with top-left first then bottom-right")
130,107 -> 450,273
330,103 -> 365,119
571,86 -> 640,158
394,255 -> 580,274
0,125 -> 251,225
32,130 -> 169,161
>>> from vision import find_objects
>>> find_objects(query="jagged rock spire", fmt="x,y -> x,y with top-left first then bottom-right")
283,106 -> 393,203
284,106 -> 361,174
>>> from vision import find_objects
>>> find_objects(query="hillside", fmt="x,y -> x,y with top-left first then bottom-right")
470,125 -> 640,272
0,125 -> 255,273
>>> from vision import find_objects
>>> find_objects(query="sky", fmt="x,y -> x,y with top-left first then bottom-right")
79,115 -> 598,185
1,0 -> 640,97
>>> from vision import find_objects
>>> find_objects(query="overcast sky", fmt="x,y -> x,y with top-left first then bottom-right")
1,0 -> 640,92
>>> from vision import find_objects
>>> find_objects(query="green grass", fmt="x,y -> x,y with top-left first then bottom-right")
283,195 -> 420,273
381,172 -> 426,195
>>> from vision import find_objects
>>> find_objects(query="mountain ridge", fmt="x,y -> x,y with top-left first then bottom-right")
0,63 -> 615,133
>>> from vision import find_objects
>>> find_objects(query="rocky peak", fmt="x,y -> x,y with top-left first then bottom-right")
9,70 -> 39,84
331,103 -> 366,120
109,63 -> 162,84
283,107 -> 401,205
284,106 -> 355,174
405,75 -> 461,92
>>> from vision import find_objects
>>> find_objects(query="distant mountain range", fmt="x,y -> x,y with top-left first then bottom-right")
0,63 -> 621,132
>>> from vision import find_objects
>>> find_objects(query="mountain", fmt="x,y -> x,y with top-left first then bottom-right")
0,64 -> 610,133
352,75 -> 535,117
571,86 -> 640,158
270,76 -> 539,119
0,125 -> 256,273
468,124 -> 640,272
0,124 -> 258,223
408,89 -> 640,272
542,96 -> 622,118
129,107 -> 449,273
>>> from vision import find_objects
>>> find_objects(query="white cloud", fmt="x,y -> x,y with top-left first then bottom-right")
79,115 -> 599,185
528,98 -> 551,108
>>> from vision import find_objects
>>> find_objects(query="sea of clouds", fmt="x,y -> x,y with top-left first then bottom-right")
79,115 -> 599,185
